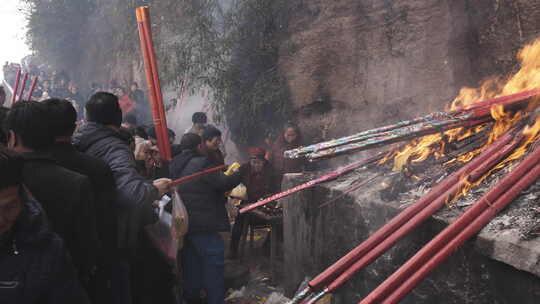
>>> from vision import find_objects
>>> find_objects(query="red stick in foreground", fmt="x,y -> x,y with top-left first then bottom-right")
27,76 -> 38,100
303,132 -> 522,304
375,143 -> 540,304
136,6 -> 172,162
170,165 -> 227,186
239,154 -> 383,214
10,69 -> 21,104
359,133 -> 534,303
288,131 -> 516,304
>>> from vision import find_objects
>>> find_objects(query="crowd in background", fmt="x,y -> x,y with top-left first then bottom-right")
2,62 -> 153,123
0,80 -> 309,304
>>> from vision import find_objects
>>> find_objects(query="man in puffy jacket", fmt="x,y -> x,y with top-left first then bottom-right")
0,148 -> 90,304
74,92 -> 171,304
170,133 -> 242,304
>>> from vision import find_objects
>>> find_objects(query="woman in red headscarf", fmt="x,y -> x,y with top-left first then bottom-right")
229,147 -> 276,258
240,147 -> 275,203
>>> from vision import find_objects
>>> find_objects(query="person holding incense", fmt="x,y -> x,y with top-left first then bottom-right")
229,147 -> 277,258
74,92 -> 172,304
200,125 -> 226,167
170,132 -> 242,304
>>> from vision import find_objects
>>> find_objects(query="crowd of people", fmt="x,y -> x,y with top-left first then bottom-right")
0,85 -> 308,304
2,63 -> 151,123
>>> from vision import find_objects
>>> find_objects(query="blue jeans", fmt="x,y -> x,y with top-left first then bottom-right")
181,232 -> 225,304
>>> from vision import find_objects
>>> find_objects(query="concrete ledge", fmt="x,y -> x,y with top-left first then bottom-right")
282,172 -> 540,304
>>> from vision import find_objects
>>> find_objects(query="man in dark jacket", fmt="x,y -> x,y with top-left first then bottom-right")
170,133 -> 242,304
74,92 -> 171,304
4,101 -> 98,288
42,98 -> 117,303
74,92 -> 171,249
0,148 -> 90,304
200,125 -> 225,166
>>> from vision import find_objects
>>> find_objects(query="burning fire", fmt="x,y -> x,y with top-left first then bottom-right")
383,37 -> 540,196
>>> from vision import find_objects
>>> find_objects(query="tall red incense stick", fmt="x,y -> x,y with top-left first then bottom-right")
136,6 -> 172,161
362,134 -> 540,304
18,73 -> 29,102
11,69 -> 21,104
27,76 -> 38,100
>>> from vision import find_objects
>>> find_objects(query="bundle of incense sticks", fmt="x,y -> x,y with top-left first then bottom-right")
286,89 -> 540,161
136,6 -> 172,161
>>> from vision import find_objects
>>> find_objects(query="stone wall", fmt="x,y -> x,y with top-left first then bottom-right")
279,0 -> 540,144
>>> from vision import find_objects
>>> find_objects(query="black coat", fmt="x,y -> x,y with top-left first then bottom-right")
74,122 -> 158,251
45,142 -> 117,257
0,192 -> 89,304
21,153 -> 98,280
170,150 -> 241,233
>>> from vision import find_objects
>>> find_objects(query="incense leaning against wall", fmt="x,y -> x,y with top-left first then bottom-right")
308,114 -> 491,160
239,154 -> 384,214
285,112 -> 454,159
286,88 -> 540,161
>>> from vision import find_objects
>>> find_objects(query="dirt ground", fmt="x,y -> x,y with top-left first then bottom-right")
223,230 -> 289,304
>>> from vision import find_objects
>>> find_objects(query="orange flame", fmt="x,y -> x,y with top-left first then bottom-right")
453,116 -> 540,202
386,37 -> 540,173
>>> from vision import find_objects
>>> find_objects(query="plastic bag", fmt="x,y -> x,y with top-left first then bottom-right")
145,190 -> 189,265
171,189 -> 189,241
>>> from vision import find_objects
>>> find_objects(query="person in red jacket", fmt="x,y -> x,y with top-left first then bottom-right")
116,87 -> 136,117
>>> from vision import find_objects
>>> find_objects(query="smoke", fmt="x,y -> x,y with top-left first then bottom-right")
165,87 -> 243,163
165,89 -> 205,140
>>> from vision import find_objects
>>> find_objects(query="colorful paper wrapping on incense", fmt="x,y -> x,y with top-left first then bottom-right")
286,88 -> 540,161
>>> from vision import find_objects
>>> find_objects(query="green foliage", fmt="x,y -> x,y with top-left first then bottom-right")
156,0 -> 292,145
23,0 -> 94,69
23,0 -> 142,74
